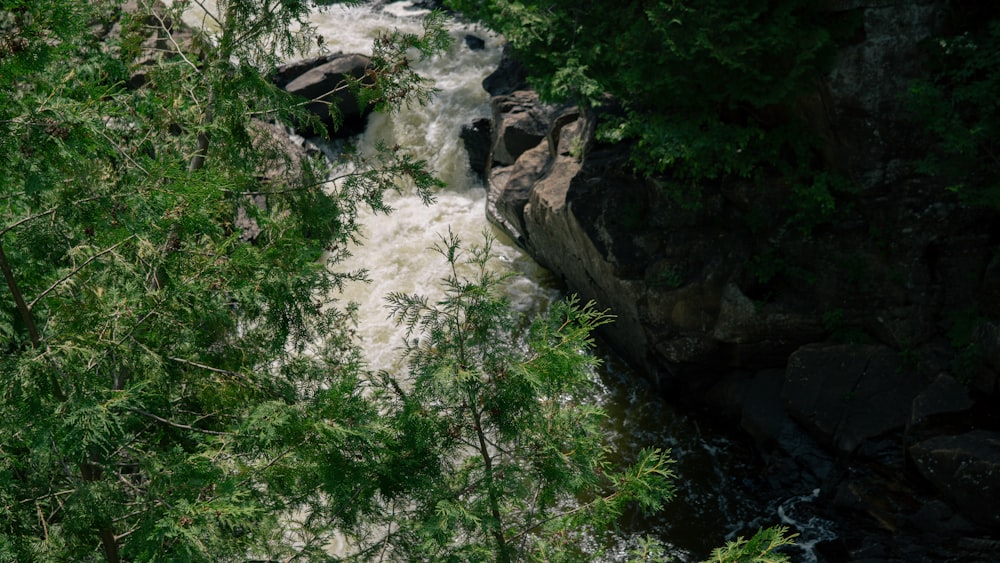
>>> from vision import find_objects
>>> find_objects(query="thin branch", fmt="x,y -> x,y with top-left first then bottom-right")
129,408 -> 229,435
188,0 -> 223,34
143,0 -> 201,74
222,167 -> 372,197
1,194 -> 107,238
0,208 -> 56,238
28,235 -> 136,310
506,491 -> 621,545
96,127 -> 150,177
167,356 -> 253,386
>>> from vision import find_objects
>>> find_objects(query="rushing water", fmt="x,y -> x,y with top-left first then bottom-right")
179,1 -> 834,559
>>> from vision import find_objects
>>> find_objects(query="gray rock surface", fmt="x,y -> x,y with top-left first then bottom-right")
273,53 -> 373,138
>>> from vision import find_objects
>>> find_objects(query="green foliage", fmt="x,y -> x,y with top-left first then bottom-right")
0,0 -> 448,560
359,232 -> 676,562
445,0 -> 847,193
701,526 -> 797,563
2,1 -> 801,561
909,19 -> 1000,208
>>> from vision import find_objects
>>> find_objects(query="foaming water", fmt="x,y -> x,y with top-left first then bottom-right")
314,4 -> 559,373
172,1 -> 831,559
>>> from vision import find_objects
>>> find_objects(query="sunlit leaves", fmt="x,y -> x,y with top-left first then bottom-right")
372,233 -> 676,561
0,0 -> 449,559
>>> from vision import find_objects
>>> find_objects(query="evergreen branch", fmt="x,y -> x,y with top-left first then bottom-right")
0,208 -> 56,237
28,235 -> 137,311
1,194 -> 106,238
142,0 -> 201,75
188,0 -> 223,30
96,127 -> 150,177
233,440 -> 305,491
129,407 -> 229,435
167,356 -> 263,389
0,241 -> 41,347
505,490 -> 621,545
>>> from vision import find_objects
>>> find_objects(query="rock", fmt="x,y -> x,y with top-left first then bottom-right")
783,344 -> 925,455
909,373 -> 974,427
272,52 -> 344,88
464,34 -> 486,51
490,90 -> 559,166
482,43 -> 529,96
459,118 -> 491,181
907,500 -> 977,536
909,430 -> 1000,528
273,53 -> 373,138
807,1 -> 948,188
491,141 -> 551,240
736,370 -> 836,488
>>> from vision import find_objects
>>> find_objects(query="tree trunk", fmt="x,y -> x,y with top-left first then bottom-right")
0,241 -> 40,347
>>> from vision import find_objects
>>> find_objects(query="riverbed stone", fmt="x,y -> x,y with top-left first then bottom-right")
783,344 -> 925,455
464,34 -> 485,51
482,43 -> 529,96
274,53 -> 373,138
909,430 -> 1000,528
460,118 -> 492,181
737,369 -> 835,487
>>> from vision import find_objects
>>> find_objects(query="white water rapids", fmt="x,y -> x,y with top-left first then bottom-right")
173,1 -> 836,559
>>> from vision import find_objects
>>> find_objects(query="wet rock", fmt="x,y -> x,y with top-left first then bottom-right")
909,430 -> 1000,528
489,90 -> 558,166
733,370 -> 835,486
783,344 -> 925,455
459,118 -> 491,181
273,53 -> 373,138
482,43 -> 529,96
906,499 -> 978,536
464,34 -> 486,51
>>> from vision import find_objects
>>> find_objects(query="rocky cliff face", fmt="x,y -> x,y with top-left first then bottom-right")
465,1 -> 1000,558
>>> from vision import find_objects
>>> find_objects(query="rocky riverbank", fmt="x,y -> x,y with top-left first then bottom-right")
463,2 -> 1000,560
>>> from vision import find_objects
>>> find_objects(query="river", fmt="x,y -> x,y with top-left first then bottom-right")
181,1 -> 834,559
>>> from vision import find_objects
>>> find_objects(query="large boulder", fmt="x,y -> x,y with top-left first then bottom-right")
460,118 -> 492,181
782,344 -> 925,455
489,90 -> 563,167
482,43 -> 529,96
910,430 -> 1000,528
485,101 -> 829,377
273,53 -> 373,138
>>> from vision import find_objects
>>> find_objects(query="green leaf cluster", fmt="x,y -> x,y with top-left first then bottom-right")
445,0 -> 848,191
0,0 -> 448,560
363,231 -> 676,562
908,16 -> 1000,208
